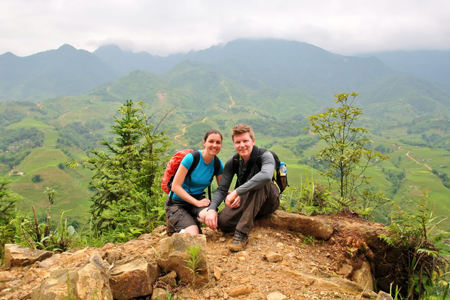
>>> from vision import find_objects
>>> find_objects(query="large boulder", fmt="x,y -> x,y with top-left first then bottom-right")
109,258 -> 160,300
3,244 -> 53,269
255,210 -> 333,240
31,254 -> 113,300
156,233 -> 209,285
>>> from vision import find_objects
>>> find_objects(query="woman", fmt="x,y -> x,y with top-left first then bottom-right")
165,129 -> 224,236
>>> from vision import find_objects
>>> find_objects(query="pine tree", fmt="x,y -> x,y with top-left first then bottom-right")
0,177 -> 20,225
84,100 -> 170,235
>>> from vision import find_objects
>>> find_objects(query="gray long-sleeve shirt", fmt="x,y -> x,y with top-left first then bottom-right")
209,148 -> 275,210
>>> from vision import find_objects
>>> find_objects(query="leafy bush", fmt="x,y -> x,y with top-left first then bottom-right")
380,190 -> 449,300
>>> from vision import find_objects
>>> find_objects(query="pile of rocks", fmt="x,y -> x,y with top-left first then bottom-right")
0,211 -> 395,300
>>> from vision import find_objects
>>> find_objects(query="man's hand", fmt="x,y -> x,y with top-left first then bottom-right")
205,209 -> 218,230
225,191 -> 241,208
196,198 -> 211,207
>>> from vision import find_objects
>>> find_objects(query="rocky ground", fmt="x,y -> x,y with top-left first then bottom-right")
0,212 -> 393,300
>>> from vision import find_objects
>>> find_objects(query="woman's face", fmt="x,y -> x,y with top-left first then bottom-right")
203,133 -> 222,156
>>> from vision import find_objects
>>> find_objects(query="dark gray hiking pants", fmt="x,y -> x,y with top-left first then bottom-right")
217,181 -> 280,235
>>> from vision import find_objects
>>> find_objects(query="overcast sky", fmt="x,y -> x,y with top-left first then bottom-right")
1,0 -> 449,57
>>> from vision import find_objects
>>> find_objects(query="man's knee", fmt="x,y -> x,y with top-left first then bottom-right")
218,215 -> 235,233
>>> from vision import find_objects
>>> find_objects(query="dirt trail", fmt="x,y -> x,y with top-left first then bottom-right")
406,151 -> 432,171
174,124 -> 187,145
220,81 -> 236,108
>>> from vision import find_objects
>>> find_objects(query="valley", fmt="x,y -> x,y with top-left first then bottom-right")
0,39 -> 449,231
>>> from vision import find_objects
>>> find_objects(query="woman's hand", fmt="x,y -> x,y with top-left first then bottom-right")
196,198 -> 211,207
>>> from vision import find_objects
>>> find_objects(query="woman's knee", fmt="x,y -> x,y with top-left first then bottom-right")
183,225 -> 200,236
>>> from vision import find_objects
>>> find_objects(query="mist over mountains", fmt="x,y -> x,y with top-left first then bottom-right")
0,39 -> 449,120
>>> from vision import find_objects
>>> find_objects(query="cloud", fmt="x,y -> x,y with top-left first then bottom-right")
1,0 -> 449,56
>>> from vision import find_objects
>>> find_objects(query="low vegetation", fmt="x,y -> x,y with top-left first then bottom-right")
1,96 -> 449,299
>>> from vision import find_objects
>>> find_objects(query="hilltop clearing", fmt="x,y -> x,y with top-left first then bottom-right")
1,211 -> 399,300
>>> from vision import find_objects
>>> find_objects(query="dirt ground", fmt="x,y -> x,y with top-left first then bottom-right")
159,213 -> 380,300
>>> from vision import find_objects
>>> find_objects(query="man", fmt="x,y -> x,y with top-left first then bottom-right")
204,124 -> 280,251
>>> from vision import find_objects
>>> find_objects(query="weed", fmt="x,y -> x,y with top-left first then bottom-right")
380,190 -> 449,300
346,246 -> 358,258
157,291 -> 179,300
303,235 -> 315,246
184,244 -> 203,279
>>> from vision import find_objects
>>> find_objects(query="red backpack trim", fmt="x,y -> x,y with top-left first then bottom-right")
161,149 -> 194,194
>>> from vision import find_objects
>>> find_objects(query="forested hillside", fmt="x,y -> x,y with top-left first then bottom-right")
0,38 -> 449,231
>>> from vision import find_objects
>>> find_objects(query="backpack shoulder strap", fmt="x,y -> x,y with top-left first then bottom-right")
256,147 -> 267,167
232,153 -> 240,174
213,156 -> 220,176
170,149 -> 198,200
188,150 -> 201,177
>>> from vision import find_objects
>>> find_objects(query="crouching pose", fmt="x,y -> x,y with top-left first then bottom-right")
165,130 -> 224,236
204,124 -> 280,251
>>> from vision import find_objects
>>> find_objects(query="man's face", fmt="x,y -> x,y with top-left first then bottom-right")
233,132 -> 255,162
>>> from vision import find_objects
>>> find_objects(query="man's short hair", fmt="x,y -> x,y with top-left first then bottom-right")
232,124 -> 255,141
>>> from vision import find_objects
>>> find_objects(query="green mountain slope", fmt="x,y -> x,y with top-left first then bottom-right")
0,45 -> 117,102
1,54 -> 449,230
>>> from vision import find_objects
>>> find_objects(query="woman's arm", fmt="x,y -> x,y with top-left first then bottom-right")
171,165 -> 210,207
215,174 -> 223,186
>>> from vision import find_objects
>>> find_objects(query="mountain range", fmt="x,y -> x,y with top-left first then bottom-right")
1,39 -> 449,120
1,39 -> 450,229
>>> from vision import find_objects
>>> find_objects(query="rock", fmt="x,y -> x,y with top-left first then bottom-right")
267,291 -> 287,300
334,220 -> 387,249
104,249 -> 122,265
352,260 -> 374,291
158,270 -> 177,287
3,244 -> 53,269
32,256 -> 113,300
31,269 -> 74,300
37,253 -> 61,269
213,266 -> 223,280
61,247 -> 92,267
101,243 -> 115,251
337,263 -> 353,277
152,225 -> 168,236
69,255 -> 113,300
109,257 -> 160,300
228,286 -> 253,297
265,252 -> 283,262
151,288 -> 169,299
156,233 -> 209,285
0,271 -> 19,291
377,291 -> 394,299
240,277 -> 250,284
280,269 -> 366,294
255,210 -> 333,240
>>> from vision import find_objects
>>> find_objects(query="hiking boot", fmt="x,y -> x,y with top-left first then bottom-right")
227,230 -> 248,252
